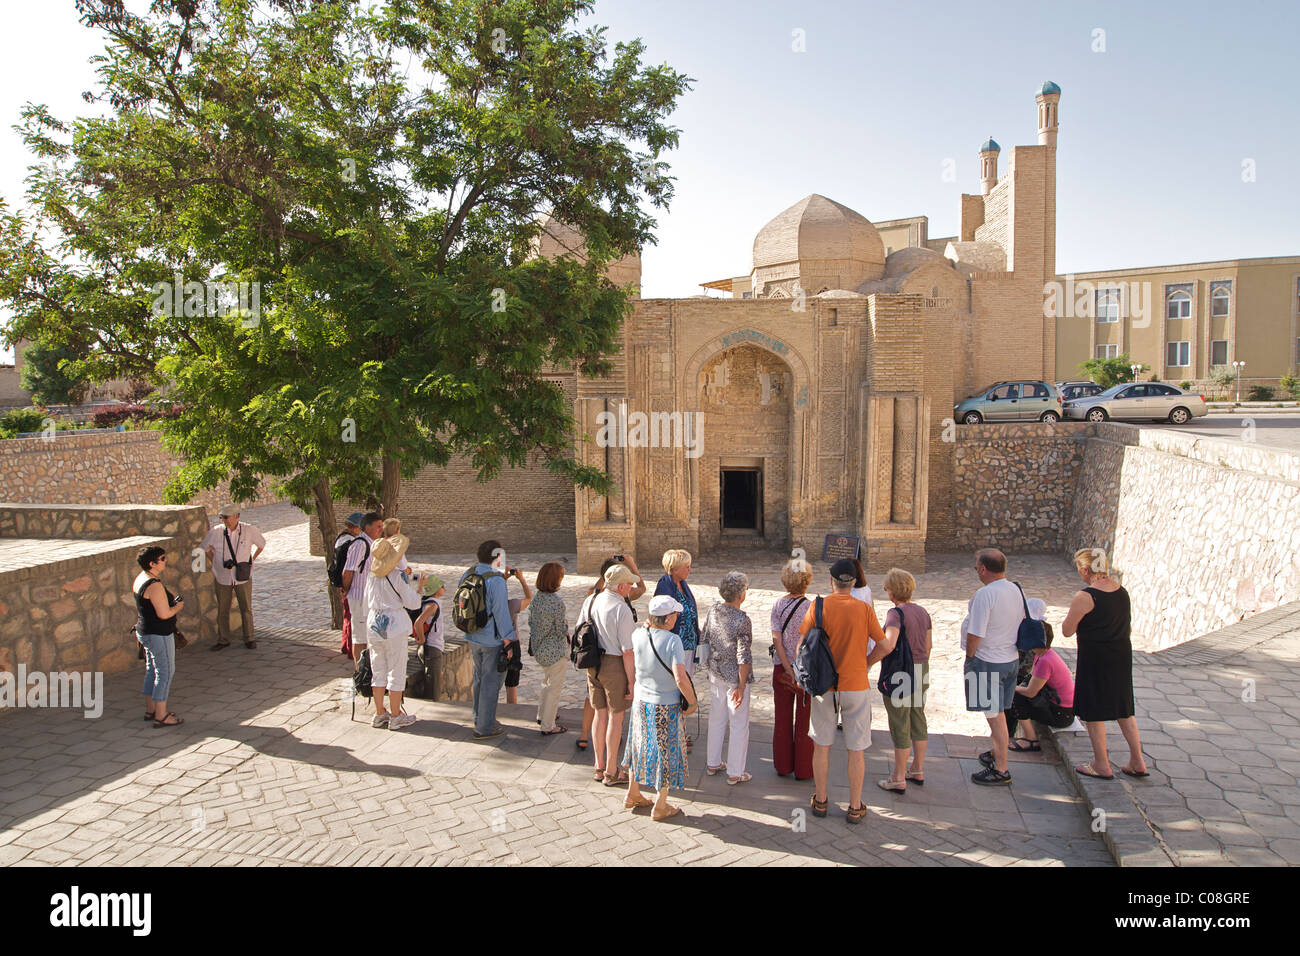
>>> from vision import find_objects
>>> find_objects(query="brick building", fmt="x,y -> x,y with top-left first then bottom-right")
388,83 -> 1064,572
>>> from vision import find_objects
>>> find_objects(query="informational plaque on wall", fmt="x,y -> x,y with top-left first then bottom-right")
822,534 -> 861,562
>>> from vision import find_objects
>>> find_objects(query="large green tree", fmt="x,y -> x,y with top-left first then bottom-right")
0,0 -> 689,624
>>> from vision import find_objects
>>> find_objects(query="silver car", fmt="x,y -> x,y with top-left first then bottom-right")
1063,382 -> 1208,424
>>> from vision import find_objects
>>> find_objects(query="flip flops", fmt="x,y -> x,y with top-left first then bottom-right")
1076,763 -> 1114,780
575,738 -> 589,751
1008,738 -> 1041,752
152,712 -> 184,728
1121,767 -> 1150,778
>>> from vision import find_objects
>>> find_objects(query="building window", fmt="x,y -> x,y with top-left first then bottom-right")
1210,340 -> 1229,366
1096,289 -> 1120,323
1166,287 -> 1192,320
1166,341 -> 1190,367
741,291 -> 752,299
1095,344 -> 1118,359
1210,281 -> 1232,317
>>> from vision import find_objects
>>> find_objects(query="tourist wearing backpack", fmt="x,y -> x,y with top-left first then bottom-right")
456,540 -> 516,739
797,558 -> 891,825
364,533 -> 426,730
341,512 -> 383,667
331,512 -> 363,656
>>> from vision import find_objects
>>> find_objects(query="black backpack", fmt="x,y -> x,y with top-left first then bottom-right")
352,649 -> 373,700
794,597 -> 838,697
570,594 -> 605,670
878,605 -> 917,699
329,534 -> 369,590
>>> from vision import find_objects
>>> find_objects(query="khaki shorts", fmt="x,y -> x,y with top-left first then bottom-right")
587,654 -> 630,713
810,689 -> 872,751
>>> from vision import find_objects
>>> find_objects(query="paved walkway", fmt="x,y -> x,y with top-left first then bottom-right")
0,625 -> 1111,866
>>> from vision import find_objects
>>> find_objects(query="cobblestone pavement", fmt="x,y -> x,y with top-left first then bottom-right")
1051,604 -> 1300,867
0,504 -> 1118,866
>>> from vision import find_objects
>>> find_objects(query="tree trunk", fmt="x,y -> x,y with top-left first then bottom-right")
381,455 -> 401,520
312,476 -> 344,629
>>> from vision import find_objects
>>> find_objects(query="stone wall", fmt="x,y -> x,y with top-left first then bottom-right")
0,430 -> 281,514
0,504 -> 222,698
951,422 -> 1089,553
1067,424 -> 1300,649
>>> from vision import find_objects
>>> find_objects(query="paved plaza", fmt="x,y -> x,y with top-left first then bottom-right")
2,503 -> 1296,866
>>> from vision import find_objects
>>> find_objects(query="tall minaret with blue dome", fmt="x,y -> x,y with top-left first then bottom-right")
1036,80 -> 1061,146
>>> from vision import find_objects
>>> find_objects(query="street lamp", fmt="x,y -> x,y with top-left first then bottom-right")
1233,360 -> 1246,404
1129,363 -> 1142,382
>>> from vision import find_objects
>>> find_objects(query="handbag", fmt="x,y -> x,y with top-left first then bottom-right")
877,605 -> 915,697
224,527 -> 252,582
647,628 -> 693,712
769,596 -> 808,665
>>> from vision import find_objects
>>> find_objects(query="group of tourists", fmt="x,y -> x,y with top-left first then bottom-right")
131,504 -> 1146,825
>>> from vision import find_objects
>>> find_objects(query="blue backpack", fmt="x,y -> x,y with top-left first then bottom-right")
877,604 -> 917,698
1013,582 -> 1047,651
794,597 -> 839,697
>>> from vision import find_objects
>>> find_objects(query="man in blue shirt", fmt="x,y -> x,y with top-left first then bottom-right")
459,539 -> 516,738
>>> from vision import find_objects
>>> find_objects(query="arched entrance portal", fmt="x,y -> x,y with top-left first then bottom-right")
695,344 -> 794,552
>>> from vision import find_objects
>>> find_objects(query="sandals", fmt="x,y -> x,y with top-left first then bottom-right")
652,805 -> 683,822
706,764 -> 727,776
244,640 -> 258,649
540,725 -> 569,736
624,795 -> 653,809
810,794 -> 829,818
878,778 -> 906,793
602,771 -> 629,787
846,804 -> 868,825
1121,766 -> 1151,778
152,712 -> 184,728
1076,763 -> 1114,780
726,772 -> 752,786
576,738 -> 590,751
593,769 -> 607,782
210,641 -> 231,652
685,735 -> 693,754
905,770 -> 925,785
1008,737 -> 1041,753
143,711 -> 156,721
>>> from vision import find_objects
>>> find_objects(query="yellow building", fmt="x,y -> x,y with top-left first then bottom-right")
1053,257 -> 1300,389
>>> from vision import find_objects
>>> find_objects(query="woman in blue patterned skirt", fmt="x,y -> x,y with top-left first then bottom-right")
654,550 -> 699,750
623,595 -> 699,821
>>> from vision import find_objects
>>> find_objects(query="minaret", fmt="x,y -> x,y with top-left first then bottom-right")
979,137 -> 1000,195
1036,80 -> 1061,147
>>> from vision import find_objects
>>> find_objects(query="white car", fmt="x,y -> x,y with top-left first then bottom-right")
1063,382 -> 1209,424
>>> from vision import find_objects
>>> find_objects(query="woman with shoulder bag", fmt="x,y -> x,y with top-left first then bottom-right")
133,545 -> 185,728
623,595 -> 697,821
770,557 -> 814,780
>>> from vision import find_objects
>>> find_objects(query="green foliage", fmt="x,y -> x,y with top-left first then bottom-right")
1179,381 -> 1192,389
1211,368 -> 1236,388
0,0 -> 691,529
1077,354 -> 1146,389
1247,385 -> 1274,402
0,407 -> 49,438
1278,373 -> 1300,400
18,338 -> 91,405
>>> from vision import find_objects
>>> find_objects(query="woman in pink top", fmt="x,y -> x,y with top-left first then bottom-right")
1007,623 -> 1076,745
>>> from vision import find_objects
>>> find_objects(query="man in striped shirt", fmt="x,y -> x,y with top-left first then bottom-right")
341,512 -> 383,667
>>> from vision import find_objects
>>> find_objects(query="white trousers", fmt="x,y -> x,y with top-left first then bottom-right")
706,674 -> 750,774
368,634 -> 406,693
536,658 -> 568,731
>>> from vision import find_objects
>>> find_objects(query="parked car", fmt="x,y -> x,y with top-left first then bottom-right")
954,381 -> 1064,424
1056,380 -> 1104,403
1063,382 -> 1208,424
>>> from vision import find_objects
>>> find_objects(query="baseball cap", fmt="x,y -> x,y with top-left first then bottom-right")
829,558 -> 857,583
648,595 -> 683,617
604,564 -> 636,588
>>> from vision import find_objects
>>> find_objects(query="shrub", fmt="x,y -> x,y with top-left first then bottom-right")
0,407 -> 51,438
91,403 -> 182,428
1279,373 -> 1300,400
1247,385 -> 1274,402
1179,381 -> 1192,390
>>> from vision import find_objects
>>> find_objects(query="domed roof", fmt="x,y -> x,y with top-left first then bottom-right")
884,246 -> 947,278
753,194 -> 885,271
979,137 -> 1000,153
1038,80 -> 1061,97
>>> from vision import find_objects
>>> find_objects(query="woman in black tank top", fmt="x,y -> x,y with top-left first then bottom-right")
1062,548 -> 1148,779
133,545 -> 185,727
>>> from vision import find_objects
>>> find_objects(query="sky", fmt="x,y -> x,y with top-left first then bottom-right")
2,0 -> 1297,360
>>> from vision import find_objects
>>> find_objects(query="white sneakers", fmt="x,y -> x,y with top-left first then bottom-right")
388,713 -> 417,731
371,712 -> 390,728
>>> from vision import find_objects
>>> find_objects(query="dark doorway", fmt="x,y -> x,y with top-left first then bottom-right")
721,468 -> 762,532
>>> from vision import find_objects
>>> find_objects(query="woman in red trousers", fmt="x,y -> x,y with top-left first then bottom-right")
770,558 -> 815,779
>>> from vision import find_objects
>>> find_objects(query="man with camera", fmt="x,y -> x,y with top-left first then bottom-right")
202,504 -> 267,650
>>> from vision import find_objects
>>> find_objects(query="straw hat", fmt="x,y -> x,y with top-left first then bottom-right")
370,534 -> 410,578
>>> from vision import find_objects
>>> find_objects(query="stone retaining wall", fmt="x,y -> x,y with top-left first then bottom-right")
0,505 -> 223,701
0,430 -> 280,514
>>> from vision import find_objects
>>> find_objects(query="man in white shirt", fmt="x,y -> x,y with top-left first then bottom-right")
964,548 -> 1025,786
203,504 -> 267,650
341,512 -> 383,668
587,564 -> 637,785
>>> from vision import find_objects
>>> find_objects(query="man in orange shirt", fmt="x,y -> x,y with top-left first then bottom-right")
797,559 -> 894,824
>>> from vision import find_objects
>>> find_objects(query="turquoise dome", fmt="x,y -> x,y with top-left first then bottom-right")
1038,80 -> 1061,96
979,137 -> 1000,153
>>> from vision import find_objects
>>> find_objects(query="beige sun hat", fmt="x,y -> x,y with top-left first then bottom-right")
370,534 -> 410,578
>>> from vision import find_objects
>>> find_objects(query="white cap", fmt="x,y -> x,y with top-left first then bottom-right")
1026,598 -> 1047,621
648,595 -> 683,617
